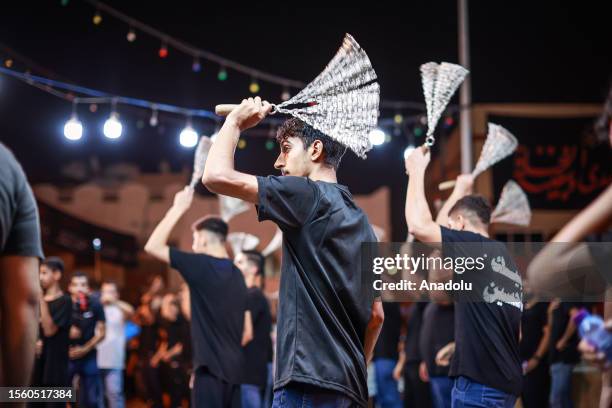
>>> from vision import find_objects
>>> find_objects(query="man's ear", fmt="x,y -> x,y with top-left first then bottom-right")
456,214 -> 466,231
310,139 -> 324,162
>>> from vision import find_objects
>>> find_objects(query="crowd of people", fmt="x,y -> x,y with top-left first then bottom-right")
31,245 -> 275,408
0,90 -> 610,408
29,231 -> 609,408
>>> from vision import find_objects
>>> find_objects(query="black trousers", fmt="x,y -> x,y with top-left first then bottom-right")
192,367 -> 241,408
521,362 -> 550,408
403,362 -> 433,408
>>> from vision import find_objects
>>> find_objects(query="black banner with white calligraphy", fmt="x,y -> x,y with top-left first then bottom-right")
489,116 -> 611,209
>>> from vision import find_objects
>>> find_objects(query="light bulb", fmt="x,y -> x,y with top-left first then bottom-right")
103,112 -> 122,139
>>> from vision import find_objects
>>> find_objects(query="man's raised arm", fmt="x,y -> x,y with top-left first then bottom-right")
404,147 -> 441,243
203,97 -> 272,204
435,174 -> 474,226
144,187 -> 193,263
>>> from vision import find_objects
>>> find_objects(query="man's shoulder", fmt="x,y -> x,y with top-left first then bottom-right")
441,226 -> 496,243
248,287 -> 268,302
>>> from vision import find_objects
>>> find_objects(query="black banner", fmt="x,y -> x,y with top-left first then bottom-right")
490,116 -> 611,209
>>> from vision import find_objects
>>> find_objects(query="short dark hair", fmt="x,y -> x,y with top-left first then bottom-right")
42,256 -> 65,275
241,250 -> 265,277
192,216 -> 228,241
276,118 -> 346,170
448,195 -> 492,226
71,271 -> 89,284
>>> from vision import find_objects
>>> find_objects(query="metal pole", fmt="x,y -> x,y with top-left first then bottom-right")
458,0 -> 473,173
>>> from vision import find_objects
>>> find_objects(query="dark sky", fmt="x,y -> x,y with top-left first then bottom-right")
0,3 -> 610,238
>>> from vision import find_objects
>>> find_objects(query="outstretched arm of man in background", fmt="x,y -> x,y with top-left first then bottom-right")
404,147 -> 441,243
144,187 -> 194,263
435,174 -> 474,226
526,184 -> 612,295
203,97 -> 272,203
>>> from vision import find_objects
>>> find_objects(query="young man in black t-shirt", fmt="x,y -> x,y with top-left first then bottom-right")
235,250 -> 273,408
202,98 -> 384,407
68,272 -> 106,408
153,293 -> 191,407
419,302 -> 455,408
145,190 -> 252,408
520,298 -> 550,408
404,147 -> 522,408
547,300 -> 581,408
33,257 -> 73,392
0,143 -> 43,388
372,302 -> 403,408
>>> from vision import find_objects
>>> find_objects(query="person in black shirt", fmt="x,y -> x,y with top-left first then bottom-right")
420,302 -> 454,408
145,190 -> 252,408
235,250 -> 273,408
520,296 -> 550,408
68,272 -> 106,408
398,301 -> 433,408
372,302 -> 402,408
33,256 -> 73,394
418,249 -> 455,408
203,98 -> 384,407
391,267 -> 433,408
134,294 -> 162,408
152,293 -> 190,408
0,143 -> 43,388
548,300 -> 580,408
405,150 -> 522,408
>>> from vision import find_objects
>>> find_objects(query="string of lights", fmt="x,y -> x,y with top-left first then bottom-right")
81,0 -> 304,95
74,0 -> 451,115
0,47 -> 455,156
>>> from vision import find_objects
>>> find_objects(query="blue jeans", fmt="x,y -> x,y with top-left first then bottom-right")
373,358 -> 402,408
100,369 -> 125,408
242,384 -> 263,408
430,376 -> 453,408
69,354 -> 101,408
549,363 -> 574,408
272,384 -> 353,408
264,363 -> 274,407
451,376 -> 516,408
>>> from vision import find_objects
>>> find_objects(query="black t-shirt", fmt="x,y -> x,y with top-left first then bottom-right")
419,303 -> 455,377
243,287 -> 273,388
520,302 -> 549,361
404,302 -> 428,364
138,321 -> 159,359
374,302 -> 402,360
70,295 -> 105,359
36,294 -> 73,386
549,302 -> 581,364
256,175 -> 378,406
0,143 -> 43,259
170,248 -> 247,384
160,316 -> 190,364
441,226 -> 523,396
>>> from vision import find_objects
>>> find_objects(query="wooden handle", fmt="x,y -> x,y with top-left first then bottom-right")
438,180 -> 457,191
215,104 -> 239,116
